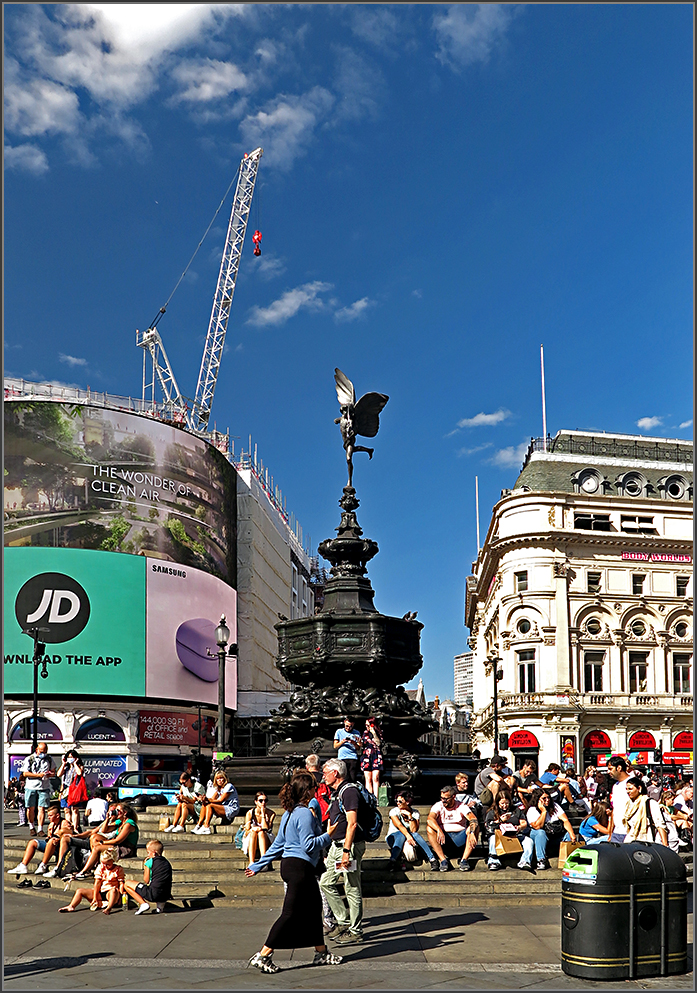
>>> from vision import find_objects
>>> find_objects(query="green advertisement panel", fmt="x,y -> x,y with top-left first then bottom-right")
4,547 -> 145,697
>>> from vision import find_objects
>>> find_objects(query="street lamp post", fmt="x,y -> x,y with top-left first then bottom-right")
23,628 -> 49,752
486,654 -> 503,754
207,615 -> 238,766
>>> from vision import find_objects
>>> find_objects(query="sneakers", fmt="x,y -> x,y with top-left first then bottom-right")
29,828 -> 37,837
163,825 -> 174,832
171,825 -> 185,833
134,903 -> 150,916
387,859 -> 403,872
195,826 -> 211,835
155,903 -> 166,913
536,859 -> 550,871
429,859 -> 440,871
36,831 -> 45,838
313,950 -> 344,966
334,930 -> 364,945
44,868 -> 58,878
518,862 -> 535,874
10,864 -> 28,874
247,952 -> 280,974
458,859 -> 473,872
324,924 -> 345,938
34,863 -> 47,874
487,861 -> 502,871
439,859 -> 452,872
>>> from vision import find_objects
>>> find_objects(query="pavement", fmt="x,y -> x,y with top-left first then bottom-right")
3,888 -> 693,991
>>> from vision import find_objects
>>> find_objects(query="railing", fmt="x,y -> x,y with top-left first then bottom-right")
522,434 -> 692,470
495,691 -> 693,711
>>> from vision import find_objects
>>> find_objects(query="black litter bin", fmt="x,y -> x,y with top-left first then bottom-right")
561,841 -> 688,980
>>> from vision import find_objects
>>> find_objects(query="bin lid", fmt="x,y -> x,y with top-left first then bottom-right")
563,841 -> 687,887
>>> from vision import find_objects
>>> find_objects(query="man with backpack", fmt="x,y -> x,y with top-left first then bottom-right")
319,758 -> 375,946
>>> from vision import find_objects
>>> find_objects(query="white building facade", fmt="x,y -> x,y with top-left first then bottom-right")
466,431 -> 693,773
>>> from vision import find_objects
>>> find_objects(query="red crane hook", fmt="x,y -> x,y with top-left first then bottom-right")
252,229 -> 262,257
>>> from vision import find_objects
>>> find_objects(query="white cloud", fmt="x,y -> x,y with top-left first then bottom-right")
4,59 -> 81,138
637,416 -> 663,431
59,354 -> 88,367
411,289 -> 423,299
334,297 -> 375,323
488,440 -> 529,469
246,280 -> 332,327
170,59 -> 248,104
256,254 -> 287,280
679,419 -> 692,430
456,442 -> 493,458
239,87 -> 334,171
454,408 -> 511,430
433,4 -> 516,70
332,47 -> 381,123
4,143 -> 49,174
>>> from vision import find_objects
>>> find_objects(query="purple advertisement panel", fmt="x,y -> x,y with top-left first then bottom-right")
82,755 -> 128,789
146,558 -> 237,709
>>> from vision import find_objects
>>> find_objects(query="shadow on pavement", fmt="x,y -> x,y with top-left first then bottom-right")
4,953 -> 114,980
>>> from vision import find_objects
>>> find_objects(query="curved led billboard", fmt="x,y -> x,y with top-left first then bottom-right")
4,402 -> 238,708
4,401 -> 236,586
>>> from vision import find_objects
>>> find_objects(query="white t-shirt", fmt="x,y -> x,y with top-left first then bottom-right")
387,806 -> 420,838
206,781 -> 233,801
611,779 -> 631,833
526,801 -> 564,827
673,794 -> 693,815
429,800 -> 474,833
85,797 -> 109,824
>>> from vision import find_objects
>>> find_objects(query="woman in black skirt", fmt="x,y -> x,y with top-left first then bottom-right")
245,772 -> 343,974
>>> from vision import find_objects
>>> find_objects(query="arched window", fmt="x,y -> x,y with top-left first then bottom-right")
10,717 -> 63,741
75,718 -> 125,742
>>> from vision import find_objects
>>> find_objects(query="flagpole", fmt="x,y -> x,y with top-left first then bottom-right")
540,344 -> 548,451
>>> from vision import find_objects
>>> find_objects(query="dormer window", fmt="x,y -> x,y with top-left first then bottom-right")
574,469 -> 603,494
617,471 -> 647,498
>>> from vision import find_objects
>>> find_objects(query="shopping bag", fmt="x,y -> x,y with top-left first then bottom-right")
494,830 -> 523,856
158,815 -> 171,832
557,839 -> 585,869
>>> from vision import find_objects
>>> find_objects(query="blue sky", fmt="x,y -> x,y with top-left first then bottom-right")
4,4 -> 693,702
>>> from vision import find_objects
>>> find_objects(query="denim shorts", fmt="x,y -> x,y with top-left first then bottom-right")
25,790 -> 51,809
442,828 -> 470,853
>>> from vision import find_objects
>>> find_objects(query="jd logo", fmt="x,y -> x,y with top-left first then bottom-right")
15,573 -> 90,643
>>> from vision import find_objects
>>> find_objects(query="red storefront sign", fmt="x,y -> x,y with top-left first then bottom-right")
509,730 -> 540,750
621,552 -> 692,563
138,710 -> 215,746
628,731 -> 656,750
584,730 -> 612,750
662,752 -> 692,764
673,731 -> 693,750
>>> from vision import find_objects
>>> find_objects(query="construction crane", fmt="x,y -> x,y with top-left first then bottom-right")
137,146 -> 263,434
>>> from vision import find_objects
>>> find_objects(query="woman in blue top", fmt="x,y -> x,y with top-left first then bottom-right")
246,772 -> 343,974
576,801 -> 611,845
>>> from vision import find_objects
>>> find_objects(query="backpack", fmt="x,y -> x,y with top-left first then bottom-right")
56,845 -> 88,878
337,782 -> 383,842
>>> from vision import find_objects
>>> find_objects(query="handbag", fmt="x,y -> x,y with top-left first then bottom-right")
67,775 -> 88,806
402,840 -> 417,862
557,839 -> 585,868
544,818 -> 565,837
494,829 -> 523,855
234,825 -> 245,850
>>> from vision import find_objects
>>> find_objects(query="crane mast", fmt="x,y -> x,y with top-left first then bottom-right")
137,146 -> 263,435
193,147 -> 263,431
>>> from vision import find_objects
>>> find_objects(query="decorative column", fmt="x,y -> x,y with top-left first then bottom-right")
553,562 -> 572,689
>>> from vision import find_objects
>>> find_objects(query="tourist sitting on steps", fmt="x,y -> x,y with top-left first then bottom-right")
192,770 -> 239,834
243,792 -> 276,867
165,772 -> 205,833
427,784 -> 479,872
385,789 -> 438,871
8,803 -> 66,875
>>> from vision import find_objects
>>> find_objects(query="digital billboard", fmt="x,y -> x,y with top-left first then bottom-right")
4,401 -> 236,586
4,547 -> 237,709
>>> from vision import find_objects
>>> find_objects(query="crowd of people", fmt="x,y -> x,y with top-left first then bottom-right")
6,729 -> 692,948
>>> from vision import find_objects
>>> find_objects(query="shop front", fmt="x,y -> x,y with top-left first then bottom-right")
508,729 -> 540,771
583,729 -> 613,770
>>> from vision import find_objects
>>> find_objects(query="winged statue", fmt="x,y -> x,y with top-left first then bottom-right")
334,368 -> 389,487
